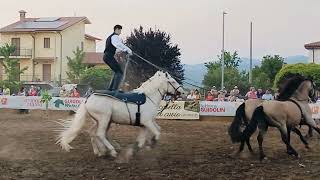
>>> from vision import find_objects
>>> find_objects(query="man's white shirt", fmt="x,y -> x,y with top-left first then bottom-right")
111,35 -> 132,54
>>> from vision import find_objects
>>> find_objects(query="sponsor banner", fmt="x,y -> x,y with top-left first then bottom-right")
200,101 -> 243,116
49,97 -> 85,111
156,101 -> 200,120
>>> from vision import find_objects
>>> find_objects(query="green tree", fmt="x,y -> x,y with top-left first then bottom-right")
249,55 -> 284,90
0,43 -> 28,82
260,55 -> 284,82
203,51 -> 246,91
66,47 -> 86,84
80,67 -> 112,90
126,26 -> 184,87
205,51 -> 242,70
0,44 -> 27,93
251,66 -> 271,90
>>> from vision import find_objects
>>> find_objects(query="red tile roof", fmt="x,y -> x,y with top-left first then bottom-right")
305,41 -> 320,49
0,17 -> 91,33
83,52 -> 104,64
85,34 -> 101,41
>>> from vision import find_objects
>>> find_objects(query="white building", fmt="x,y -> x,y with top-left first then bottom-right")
305,41 -> 320,63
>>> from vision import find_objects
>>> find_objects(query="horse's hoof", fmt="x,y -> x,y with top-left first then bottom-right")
260,155 -> 267,161
110,150 -> 118,158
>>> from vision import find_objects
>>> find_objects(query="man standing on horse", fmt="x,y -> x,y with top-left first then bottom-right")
103,25 -> 133,91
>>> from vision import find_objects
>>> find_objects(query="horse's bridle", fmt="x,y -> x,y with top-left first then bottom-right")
295,79 -> 317,102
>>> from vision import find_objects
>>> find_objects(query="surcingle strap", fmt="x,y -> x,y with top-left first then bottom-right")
288,99 -> 304,123
135,105 -> 141,126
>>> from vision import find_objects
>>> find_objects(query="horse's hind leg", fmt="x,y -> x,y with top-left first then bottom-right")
292,127 -> 310,149
246,139 -> 253,152
88,118 -> 107,156
96,116 -> 117,158
257,123 -> 268,161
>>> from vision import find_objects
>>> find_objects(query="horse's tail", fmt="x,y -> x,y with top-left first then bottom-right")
242,106 -> 264,140
56,103 -> 88,151
228,103 -> 246,143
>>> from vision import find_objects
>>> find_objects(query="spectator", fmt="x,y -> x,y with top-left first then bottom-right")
210,86 -> 219,98
257,88 -> 264,99
262,89 -> 274,100
231,86 -> 240,97
37,87 -> 42,96
187,90 -> 194,101
0,88 -> 3,95
28,86 -> 37,96
71,87 -> 80,98
228,90 -> 237,102
59,87 -> 69,97
274,88 -> 280,100
18,87 -> 28,114
205,91 -> 214,101
3,86 -> 10,96
221,87 -> 228,96
245,87 -> 257,99
18,87 -> 26,96
217,90 -> 226,101
193,89 -> 201,101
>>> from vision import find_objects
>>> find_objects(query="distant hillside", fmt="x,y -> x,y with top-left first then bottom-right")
183,55 -> 309,88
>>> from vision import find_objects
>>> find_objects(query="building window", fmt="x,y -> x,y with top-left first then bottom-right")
81,41 -> 84,51
44,38 -> 50,48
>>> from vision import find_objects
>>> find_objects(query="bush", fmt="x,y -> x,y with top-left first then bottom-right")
274,63 -> 320,88
80,67 -> 112,90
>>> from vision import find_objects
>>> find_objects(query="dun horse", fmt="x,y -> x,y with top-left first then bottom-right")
229,74 -> 319,160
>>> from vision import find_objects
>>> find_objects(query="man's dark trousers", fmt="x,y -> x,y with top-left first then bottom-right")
103,53 -> 123,91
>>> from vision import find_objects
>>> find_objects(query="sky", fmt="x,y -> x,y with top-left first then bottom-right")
0,0 -> 319,64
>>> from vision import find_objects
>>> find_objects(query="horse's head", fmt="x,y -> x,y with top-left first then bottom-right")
278,74 -> 317,102
305,79 -> 317,103
156,71 -> 185,96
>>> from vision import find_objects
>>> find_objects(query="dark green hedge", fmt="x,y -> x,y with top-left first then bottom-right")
274,63 -> 320,88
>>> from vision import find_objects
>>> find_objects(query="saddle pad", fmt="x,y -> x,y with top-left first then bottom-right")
93,90 -> 146,105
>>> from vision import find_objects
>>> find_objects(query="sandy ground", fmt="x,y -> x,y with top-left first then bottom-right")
0,109 -> 320,180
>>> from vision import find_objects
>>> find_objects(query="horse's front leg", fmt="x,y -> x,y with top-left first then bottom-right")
119,127 -> 149,163
292,127 -> 310,149
279,126 -> 299,158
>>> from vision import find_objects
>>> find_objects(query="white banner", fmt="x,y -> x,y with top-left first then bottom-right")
200,101 -> 320,119
0,96 -> 85,111
1,96 -> 320,119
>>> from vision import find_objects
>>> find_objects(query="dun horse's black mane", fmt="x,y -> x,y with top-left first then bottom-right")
277,73 -> 311,101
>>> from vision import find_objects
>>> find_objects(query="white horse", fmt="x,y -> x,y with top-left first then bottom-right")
57,71 -> 184,160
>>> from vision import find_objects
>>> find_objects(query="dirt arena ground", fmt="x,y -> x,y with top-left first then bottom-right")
0,109 -> 320,180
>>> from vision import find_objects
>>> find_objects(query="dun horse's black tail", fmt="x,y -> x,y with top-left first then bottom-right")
228,103 -> 246,143
242,106 -> 265,140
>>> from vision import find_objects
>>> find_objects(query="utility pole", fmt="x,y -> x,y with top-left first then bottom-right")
249,22 -> 253,84
221,11 -> 227,89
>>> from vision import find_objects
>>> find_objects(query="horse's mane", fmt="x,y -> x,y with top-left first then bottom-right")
277,73 -> 308,101
134,71 -> 162,93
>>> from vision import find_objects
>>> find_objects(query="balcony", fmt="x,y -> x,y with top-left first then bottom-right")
0,48 -> 32,59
